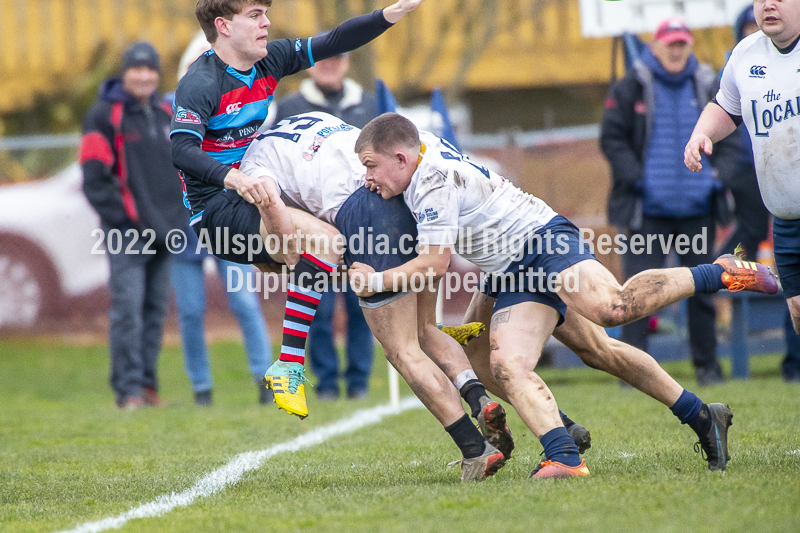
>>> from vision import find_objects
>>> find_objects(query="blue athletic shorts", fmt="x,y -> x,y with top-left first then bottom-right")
481,215 -> 597,326
773,216 -> 800,298
335,187 -> 419,307
192,189 -> 279,266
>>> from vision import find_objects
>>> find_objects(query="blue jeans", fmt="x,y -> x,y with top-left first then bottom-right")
107,232 -> 172,399
171,257 -> 272,392
307,285 -> 374,395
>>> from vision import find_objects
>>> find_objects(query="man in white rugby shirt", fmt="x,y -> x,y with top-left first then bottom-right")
685,0 -> 800,338
240,112 -> 510,481
349,112 -> 779,477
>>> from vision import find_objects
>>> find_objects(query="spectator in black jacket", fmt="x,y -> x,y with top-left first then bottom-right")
600,18 -> 735,386
80,42 -> 186,409
266,50 -> 377,401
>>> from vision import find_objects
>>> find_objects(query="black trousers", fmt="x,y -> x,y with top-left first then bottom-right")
621,214 -> 718,371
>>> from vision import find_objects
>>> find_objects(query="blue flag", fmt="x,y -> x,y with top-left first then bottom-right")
375,78 -> 398,115
430,88 -> 460,151
622,32 -> 645,72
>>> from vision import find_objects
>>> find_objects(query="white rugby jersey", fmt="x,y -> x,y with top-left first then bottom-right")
404,131 -> 557,273
717,31 -> 800,220
239,112 -> 366,224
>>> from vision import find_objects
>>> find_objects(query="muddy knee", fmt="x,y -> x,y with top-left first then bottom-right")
489,351 -> 529,391
489,358 -> 513,391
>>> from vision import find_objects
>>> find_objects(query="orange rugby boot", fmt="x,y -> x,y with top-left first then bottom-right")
713,246 -> 778,294
530,459 -> 590,479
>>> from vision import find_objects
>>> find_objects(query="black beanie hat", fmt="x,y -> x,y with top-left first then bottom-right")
121,41 -> 161,73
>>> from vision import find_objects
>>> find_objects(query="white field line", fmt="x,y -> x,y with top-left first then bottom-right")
57,397 -> 424,533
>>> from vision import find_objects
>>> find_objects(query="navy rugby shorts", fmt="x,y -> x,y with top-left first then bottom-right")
481,215 -> 597,326
335,187 -> 419,308
192,190 -> 279,266
773,216 -> 800,298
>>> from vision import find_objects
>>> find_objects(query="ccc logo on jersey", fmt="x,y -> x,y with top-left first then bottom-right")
226,102 -> 242,115
749,65 -> 767,78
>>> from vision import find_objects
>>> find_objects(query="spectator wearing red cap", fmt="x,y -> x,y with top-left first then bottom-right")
600,17 -> 737,386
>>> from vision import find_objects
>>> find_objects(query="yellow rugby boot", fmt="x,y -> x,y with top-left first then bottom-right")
440,322 -> 486,346
263,360 -> 311,419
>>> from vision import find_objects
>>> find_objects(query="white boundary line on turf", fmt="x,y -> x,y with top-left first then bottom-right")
56,397 -> 424,533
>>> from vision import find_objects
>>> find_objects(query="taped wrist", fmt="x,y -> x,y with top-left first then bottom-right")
369,271 -> 386,293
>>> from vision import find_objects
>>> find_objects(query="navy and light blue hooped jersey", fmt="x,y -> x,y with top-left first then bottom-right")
170,38 -> 315,214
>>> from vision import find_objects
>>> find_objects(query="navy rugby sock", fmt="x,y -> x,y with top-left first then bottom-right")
689,264 -> 725,294
669,389 -> 704,425
540,427 -> 582,467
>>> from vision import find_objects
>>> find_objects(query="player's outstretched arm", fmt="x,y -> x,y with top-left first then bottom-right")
309,0 -> 426,62
684,102 -> 737,173
382,0 -> 426,24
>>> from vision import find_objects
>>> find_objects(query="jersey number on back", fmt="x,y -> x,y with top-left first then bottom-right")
257,116 -> 324,143
439,138 -> 491,179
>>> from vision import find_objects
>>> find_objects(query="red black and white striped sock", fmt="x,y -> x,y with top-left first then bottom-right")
279,253 -> 336,365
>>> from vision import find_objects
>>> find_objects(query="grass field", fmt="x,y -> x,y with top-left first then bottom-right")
1,337 -> 799,533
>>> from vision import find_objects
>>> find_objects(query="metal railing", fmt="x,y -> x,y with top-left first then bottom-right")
0,124 -> 600,155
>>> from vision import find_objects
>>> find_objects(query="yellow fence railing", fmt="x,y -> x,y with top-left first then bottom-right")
0,0 -> 198,112
0,0 -> 735,114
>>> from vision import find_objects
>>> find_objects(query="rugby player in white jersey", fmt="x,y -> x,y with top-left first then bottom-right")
349,112 -> 779,477
685,0 -> 800,337
240,112 -> 513,481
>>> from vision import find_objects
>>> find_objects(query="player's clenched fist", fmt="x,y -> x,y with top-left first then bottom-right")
223,168 -> 279,206
349,262 -> 378,298
684,133 -> 713,173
